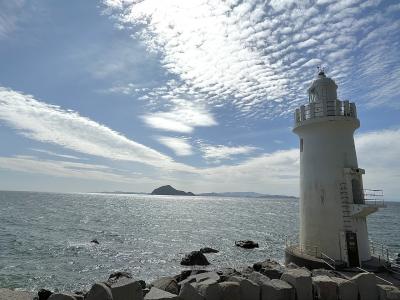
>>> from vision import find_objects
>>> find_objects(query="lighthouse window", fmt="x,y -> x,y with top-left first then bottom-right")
300,139 -> 303,152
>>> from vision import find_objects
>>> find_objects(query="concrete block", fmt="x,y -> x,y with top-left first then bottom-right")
86,282 -> 113,300
312,275 -> 337,300
351,272 -> 378,300
195,282 -> 222,300
179,283 -> 204,300
281,268 -> 312,300
330,277 -> 357,300
151,277 -> 179,295
178,272 -> 220,286
377,284 -> 400,300
219,282 -> 240,300
227,276 -> 260,300
145,287 -> 181,299
110,277 -> 144,300
264,279 -> 295,300
0,288 -> 35,300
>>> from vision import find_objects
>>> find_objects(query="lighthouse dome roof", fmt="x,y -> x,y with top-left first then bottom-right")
308,71 -> 338,103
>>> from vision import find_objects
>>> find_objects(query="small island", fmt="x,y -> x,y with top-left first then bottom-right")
151,185 -> 195,196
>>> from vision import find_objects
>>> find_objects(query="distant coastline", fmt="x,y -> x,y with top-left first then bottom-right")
99,185 -> 297,199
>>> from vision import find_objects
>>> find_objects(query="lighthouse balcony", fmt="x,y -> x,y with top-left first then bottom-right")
349,189 -> 385,218
294,99 -> 357,125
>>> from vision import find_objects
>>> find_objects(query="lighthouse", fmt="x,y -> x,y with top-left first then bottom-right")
286,70 -> 385,268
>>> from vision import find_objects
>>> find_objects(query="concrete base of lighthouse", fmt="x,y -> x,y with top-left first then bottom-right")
285,245 -> 346,270
285,245 -> 389,272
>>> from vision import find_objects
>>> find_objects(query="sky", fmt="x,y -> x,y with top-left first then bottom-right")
0,0 -> 399,199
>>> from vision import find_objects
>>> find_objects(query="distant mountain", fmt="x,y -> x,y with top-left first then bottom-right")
151,185 -> 195,196
198,191 -> 297,199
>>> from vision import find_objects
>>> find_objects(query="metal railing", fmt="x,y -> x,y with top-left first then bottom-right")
294,99 -> 357,124
363,189 -> 385,206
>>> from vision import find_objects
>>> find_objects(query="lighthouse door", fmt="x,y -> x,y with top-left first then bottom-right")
346,231 -> 360,267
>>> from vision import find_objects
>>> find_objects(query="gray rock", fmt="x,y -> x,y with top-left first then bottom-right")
181,251 -> 210,266
145,287 -> 181,299
235,240 -> 259,249
227,276 -> 259,300
86,282 -> 113,300
312,275 -> 337,300
377,284 -> 400,300
253,259 -> 286,279
195,282 -> 222,300
281,268 -> 312,300
0,288 -> 35,300
110,277 -> 144,300
219,282 -> 240,300
350,272 -> 378,300
151,277 -> 179,295
330,277 -> 358,300
179,283 -> 204,300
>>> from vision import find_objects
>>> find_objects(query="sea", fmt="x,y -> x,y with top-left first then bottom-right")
0,191 -> 399,292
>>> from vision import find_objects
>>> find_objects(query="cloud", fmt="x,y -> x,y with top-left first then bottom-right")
0,155 -> 133,183
0,0 -> 27,39
200,144 -> 258,162
142,99 -> 217,133
157,137 -> 193,156
0,87 -> 195,172
30,148 -> 83,160
103,0 -> 400,120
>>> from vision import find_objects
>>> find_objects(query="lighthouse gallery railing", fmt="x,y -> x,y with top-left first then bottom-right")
294,99 -> 357,124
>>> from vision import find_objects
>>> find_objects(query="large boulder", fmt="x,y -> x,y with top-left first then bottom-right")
181,251 -> 210,266
179,283 -> 205,300
330,277 -> 358,300
377,284 -> 400,300
280,268 -> 312,300
86,282 -> 113,300
0,288 -> 35,300
253,259 -> 286,279
246,272 -> 273,300
151,277 -> 179,295
109,277 -> 144,300
219,282 -> 240,300
350,272 -> 379,300
312,275 -> 337,300
227,276 -> 260,300
235,240 -> 259,249
38,289 -> 53,300
145,287 -> 180,299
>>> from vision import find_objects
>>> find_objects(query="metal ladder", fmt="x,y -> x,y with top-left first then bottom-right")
340,182 -> 353,232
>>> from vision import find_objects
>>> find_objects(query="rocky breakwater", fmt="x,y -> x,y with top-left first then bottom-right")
20,258 -> 400,300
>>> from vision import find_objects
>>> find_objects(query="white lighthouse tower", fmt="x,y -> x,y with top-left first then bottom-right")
286,70 -> 384,268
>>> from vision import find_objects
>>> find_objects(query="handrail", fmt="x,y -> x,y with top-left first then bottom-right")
356,267 -> 394,285
321,252 -> 336,270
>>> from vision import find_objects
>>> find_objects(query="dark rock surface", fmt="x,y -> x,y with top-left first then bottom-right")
200,247 -> 219,254
151,185 -> 195,196
38,289 -> 53,300
180,251 -> 210,266
90,239 -> 99,245
235,240 -> 259,249
151,276 -> 179,295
